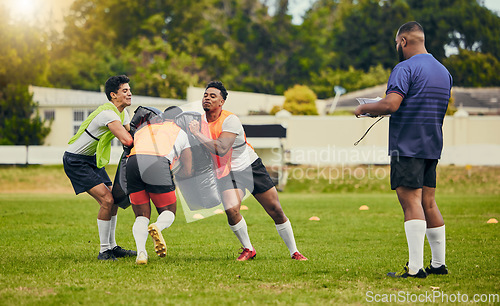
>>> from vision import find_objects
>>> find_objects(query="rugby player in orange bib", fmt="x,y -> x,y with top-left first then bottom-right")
126,106 -> 192,264
188,81 -> 307,261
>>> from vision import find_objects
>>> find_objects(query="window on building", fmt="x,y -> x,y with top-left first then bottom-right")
72,108 -> 122,146
44,110 -> 55,121
73,110 -> 85,122
73,109 -> 94,138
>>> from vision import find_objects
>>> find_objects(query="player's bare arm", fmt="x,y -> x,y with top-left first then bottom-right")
354,93 -> 403,117
108,120 -> 133,146
176,147 -> 193,178
188,120 -> 236,156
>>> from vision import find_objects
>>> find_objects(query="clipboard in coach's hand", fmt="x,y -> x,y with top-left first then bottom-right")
356,97 -> 391,117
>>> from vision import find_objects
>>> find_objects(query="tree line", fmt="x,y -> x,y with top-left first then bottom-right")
1,0 -> 499,144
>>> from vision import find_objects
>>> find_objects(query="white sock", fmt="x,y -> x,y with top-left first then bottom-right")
154,211 -> 175,231
132,216 -> 150,255
404,219 -> 427,274
426,225 -> 446,268
229,217 -> 253,250
109,215 -> 117,249
97,219 -> 111,253
275,220 -> 299,256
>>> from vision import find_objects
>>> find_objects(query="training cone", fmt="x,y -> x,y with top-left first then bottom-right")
214,209 -> 224,214
309,216 -> 320,221
359,205 -> 369,210
240,205 -> 249,210
193,213 -> 204,219
487,218 -> 498,224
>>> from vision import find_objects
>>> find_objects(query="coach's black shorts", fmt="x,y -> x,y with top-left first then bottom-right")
217,158 -> 275,195
126,154 -> 176,194
63,151 -> 112,195
390,156 -> 438,190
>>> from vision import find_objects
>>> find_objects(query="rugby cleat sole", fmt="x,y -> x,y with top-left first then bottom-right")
148,224 -> 167,257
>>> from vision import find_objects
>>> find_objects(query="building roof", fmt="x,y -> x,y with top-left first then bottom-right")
452,87 -> 500,113
326,85 -> 500,114
30,86 -> 186,108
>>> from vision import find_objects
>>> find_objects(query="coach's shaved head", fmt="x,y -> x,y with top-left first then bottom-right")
395,21 -> 427,62
397,21 -> 425,44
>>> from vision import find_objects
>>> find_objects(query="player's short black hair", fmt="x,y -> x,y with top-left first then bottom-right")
397,21 -> 424,36
206,81 -> 228,100
105,75 -> 130,101
162,106 -> 182,120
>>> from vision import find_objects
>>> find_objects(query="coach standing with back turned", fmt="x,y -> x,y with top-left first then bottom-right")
354,21 -> 452,278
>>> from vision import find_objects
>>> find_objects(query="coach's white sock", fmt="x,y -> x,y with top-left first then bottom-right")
155,211 -> 175,232
109,215 -> 117,249
229,217 -> 253,250
404,219 -> 427,274
132,216 -> 150,255
97,219 -> 111,253
275,220 -> 299,256
426,225 -> 446,268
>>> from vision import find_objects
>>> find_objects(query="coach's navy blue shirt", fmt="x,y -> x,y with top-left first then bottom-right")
386,54 -> 452,159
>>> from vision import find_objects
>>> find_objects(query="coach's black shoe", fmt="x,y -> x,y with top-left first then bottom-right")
112,245 -> 137,258
425,260 -> 448,275
97,249 -> 117,261
387,263 -> 427,278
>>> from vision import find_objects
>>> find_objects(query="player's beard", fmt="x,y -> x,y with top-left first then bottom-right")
202,101 -> 210,112
397,43 -> 405,62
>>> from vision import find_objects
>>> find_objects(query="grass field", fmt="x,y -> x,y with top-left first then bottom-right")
0,165 -> 499,304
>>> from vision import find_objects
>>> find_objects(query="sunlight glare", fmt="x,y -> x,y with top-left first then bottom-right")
6,0 -> 39,20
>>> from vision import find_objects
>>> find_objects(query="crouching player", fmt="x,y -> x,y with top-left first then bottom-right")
126,106 -> 192,264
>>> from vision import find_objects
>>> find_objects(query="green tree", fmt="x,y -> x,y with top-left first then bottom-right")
409,0 -> 500,61
310,64 -> 391,99
0,85 -> 51,145
48,42 -> 131,92
282,85 -> 318,115
202,0 -> 297,94
312,0 -> 500,70
331,0 -> 411,70
443,49 -> 500,87
49,0 -> 215,96
0,5 -> 50,88
0,5 -> 51,145
44,0 -> 500,101
287,0 -> 339,92
124,36 -> 201,99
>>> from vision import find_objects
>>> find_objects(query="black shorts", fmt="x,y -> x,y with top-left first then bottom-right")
126,154 -> 176,194
217,158 -> 275,195
390,156 -> 438,190
63,151 -> 112,195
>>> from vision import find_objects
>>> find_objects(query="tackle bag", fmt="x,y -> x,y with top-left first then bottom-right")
174,111 -> 221,210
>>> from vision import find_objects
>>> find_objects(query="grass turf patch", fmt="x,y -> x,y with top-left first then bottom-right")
1,164 -> 500,195
0,192 -> 498,304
